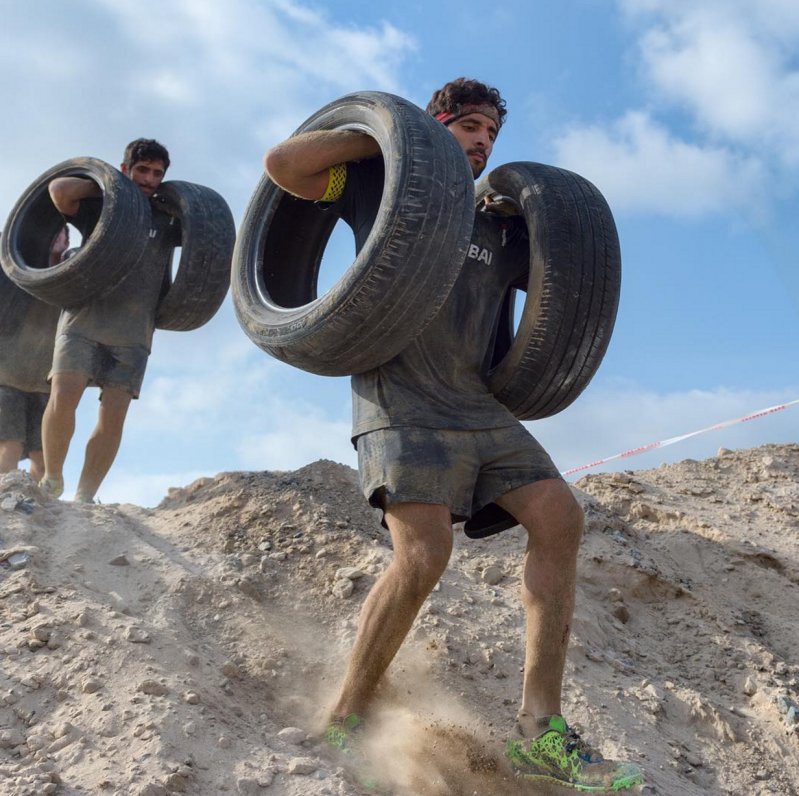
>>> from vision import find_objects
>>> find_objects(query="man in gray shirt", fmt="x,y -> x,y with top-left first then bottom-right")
0,226 -> 68,480
264,79 -> 642,791
41,138 -> 179,503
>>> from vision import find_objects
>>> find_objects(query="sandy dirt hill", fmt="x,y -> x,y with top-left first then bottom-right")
1,444 -> 798,796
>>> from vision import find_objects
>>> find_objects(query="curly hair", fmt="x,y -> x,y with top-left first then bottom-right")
425,77 -> 507,129
122,138 -> 171,171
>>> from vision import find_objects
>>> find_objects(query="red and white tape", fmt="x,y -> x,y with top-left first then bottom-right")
562,398 -> 799,477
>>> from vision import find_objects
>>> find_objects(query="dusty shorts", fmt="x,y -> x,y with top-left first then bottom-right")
356,424 -> 562,531
50,334 -> 149,398
0,385 -> 49,457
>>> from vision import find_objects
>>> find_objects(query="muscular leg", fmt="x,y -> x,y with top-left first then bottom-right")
42,372 -> 89,487
75,386 -> 132,501
331,502 -> 453,719
0,440 -> 24,473
496,479 -> 584,722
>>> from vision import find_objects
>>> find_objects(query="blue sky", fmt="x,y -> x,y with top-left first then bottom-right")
1,0 -> 797,506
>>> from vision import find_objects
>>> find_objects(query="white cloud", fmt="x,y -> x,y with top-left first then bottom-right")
0,0 -> 417,227
97,469 -> 210,508
552,111 -> 765,217
619,0 -> 799,166
235,409 -> 355,471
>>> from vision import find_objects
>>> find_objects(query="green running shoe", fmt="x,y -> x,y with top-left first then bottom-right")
325,713 -> 363,752
38,477 -> 64,499
506,715 -> 644,792
324,714 -> 382,792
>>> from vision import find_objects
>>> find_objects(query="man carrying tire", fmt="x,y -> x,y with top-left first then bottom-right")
0,226 -> 69,481
265,78 -> 642,792
40,138 -> 179,503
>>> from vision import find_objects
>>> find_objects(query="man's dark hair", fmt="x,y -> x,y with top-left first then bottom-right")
123,138 -> 171,171
425,77 -> 507,129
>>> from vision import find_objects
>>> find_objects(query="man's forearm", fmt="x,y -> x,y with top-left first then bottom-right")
48,177 -> 101,217
264,130 -> 380,200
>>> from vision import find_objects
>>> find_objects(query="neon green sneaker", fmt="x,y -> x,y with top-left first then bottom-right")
324,714 -> 382,792
38,477 -> 64,499
506,715 -> 644,792
325,713 -> 363,752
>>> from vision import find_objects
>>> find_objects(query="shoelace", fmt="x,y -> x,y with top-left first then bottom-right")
563,726 -> 603,763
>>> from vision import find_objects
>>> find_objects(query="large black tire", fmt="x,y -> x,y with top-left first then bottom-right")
153,181 -> 235,331
232,90 -> 475,376
477,162 -> 621,420
0,157 -> 151,307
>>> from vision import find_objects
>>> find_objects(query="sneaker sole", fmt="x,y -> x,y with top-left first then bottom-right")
518,770 -> 644,792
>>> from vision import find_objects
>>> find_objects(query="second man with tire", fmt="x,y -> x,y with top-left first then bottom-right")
40,138 -> 180,503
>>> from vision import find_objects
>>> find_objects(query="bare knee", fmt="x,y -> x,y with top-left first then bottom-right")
393,538 -> 451,599
499,479 -> 584,556
385,503 -> 453,601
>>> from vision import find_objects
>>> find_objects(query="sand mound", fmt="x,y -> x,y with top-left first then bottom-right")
1,445 -> 798,795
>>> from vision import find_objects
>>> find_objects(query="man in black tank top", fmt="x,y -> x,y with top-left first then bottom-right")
264,79 -> 642,791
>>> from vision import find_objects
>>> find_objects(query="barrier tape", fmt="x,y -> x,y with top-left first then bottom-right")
561,398 -> 799,477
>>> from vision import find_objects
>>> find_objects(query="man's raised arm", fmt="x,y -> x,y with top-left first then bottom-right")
264,130 -> 380,201
48,177 -> 101,217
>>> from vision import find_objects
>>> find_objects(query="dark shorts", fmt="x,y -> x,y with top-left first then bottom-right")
356,424 -> 562,528
50,334 -> 149,398
0,385 -> 49,457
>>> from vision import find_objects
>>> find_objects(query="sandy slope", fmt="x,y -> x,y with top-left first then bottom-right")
1,444 -> 797,795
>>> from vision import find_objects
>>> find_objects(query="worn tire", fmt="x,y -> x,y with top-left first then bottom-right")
153,181 -> 235,331
232,90 -> 475,376
477,162 -> 621,420
0,157 -> 151,307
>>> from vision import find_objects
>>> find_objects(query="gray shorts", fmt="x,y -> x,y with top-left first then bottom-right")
356,424 -> 562,531
0,385 -> 49,457
50,334 -> 149,398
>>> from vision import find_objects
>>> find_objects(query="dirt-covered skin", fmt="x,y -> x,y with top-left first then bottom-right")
1,445 -> 797,795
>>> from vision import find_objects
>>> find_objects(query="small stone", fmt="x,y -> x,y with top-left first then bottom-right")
612,604 -> 631,623
336,567 -> 364,581
26,733 -> 51,751
278,726 -> 307,744
32,625 -> 52,642
82,678 -> 103,694
163,772 -> 188,792
7,552 -> 30,570
0,728 -> 25,748
139,785 -> 169,796
109,555 -> 130,566
137,679 -> 169,696
236,777 -> 261,795
184,692 -> 201,705
125,627 -> 152,644
332,579 -> 354,599
221,661 -> 241,679
482,565 -> 504,585
218,735 -> 232,749
743,676 -> 757,696
288,757 -> 318,775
